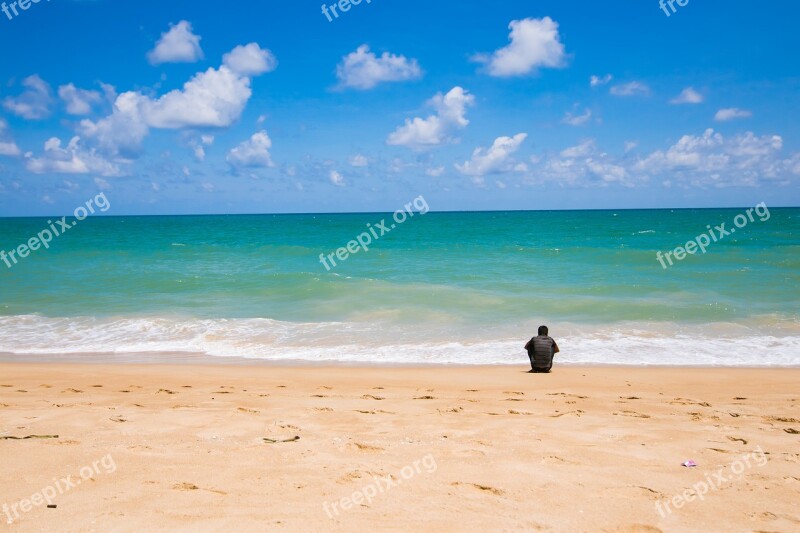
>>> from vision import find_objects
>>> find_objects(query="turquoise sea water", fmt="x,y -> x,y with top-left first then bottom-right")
1,208 -> 798,365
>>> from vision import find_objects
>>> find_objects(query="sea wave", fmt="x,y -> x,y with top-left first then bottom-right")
0,315 -> 798,366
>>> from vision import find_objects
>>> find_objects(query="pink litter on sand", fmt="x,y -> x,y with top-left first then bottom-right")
682,460 -> 698,467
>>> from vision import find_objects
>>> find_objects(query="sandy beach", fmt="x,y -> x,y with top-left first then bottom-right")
0,363 -> 798,531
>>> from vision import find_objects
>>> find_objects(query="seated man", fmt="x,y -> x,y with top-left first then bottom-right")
524,325 -> 560,373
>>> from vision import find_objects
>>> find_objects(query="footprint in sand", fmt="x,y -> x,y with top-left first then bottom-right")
63,388 -> 83,393
727,436 -> 748,445
354,409 -> 395,415
237,407 -> 259,414
311,394 -> 328,398
550,410 -> 584,418
614,410 -> 651,419
763,416 -> 800,424
466,389 -> 479,393
157,389 -> 177,395
508,409 -> 533,415
451,482 -> 504,496
314,407 -> 334,412
504,391 -> 525,395
437,407 -> 464,414
109,415 -> 127,423
414,396 -> 436,400
362,395 -> 385,400
350,442 -> 385,452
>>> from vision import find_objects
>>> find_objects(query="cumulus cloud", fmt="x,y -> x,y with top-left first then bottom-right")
226,130 -> 274,167
80,43 -> 276,155
0,119 -> 21,157
562,107 -> 592,126
189,134 -> 214,161
590,74 -> 612,87
24,136 -> 124,177
147,20 -> 204,65
223,43 -> 277,76
536,139 -> 631,187
329,170 -> 345,187
349,154 -> 368,167
472,17 -> 567,77
521,129 -> 796,189
387,86 -> 474,149
633,128 -> 786,186
426,166 -> 445,177
58,83 -> 105,115
3,75 -> 54,119
336,45 -> 422,90
670,87 -> 704,105
78,92 -> 150,155
609,81 -> 650,97
456,133 -> 528,178
714,107 -> 752,121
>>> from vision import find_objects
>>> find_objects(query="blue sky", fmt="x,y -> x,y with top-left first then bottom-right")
0,0 -> 798,215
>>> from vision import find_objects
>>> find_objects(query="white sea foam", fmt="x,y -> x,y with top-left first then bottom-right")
0,315 -> 798,366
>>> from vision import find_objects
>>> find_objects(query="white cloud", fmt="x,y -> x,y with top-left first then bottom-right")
190,135 -> 215,161
520,129 -> 797,189
634,128 -> 785,186
387,86 -> 474,149
3,75 -> 54,119
0,119 -> 21,157
714,107 -> 752,121
670,87 -> 704,105
562,107 -> 592,126
227,130 -> 274,167
80,43 -> 276,154
473,17 -> 567,77
147,20 -> 204,65
58,83 -> 104,115
539,139 -> 631,186
609,81 -> 650,97
0,141 -> 21,157
223,43 -> 277,76
94,177 -> 111,190
78,91 -> 150,155
426,166 -> 445,177
329,170 -> 345,187
456,133 -> 527,177
590,74 -> 612,87
349,154 -> 368,167
336,45 -> 422,90
24,136 -> 124,177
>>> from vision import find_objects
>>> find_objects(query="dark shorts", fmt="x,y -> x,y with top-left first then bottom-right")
529,355 -> 552,373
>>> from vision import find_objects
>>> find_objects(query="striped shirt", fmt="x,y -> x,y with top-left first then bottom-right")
526,335 -> 556,368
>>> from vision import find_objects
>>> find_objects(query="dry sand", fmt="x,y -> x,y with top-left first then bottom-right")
0,363 -> 798,532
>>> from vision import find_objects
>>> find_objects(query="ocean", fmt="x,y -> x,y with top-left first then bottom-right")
1,208 -> 798,366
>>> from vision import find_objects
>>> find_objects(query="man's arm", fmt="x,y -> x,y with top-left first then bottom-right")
524,338 -> 532,351
552,340 -> 560,354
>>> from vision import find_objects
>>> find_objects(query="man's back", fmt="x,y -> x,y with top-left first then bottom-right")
527,335 -> 556,369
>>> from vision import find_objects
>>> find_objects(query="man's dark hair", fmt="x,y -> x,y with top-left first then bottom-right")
538,325 -> 548,336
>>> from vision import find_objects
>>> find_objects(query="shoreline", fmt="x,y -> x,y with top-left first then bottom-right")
2,352 -> 800,368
